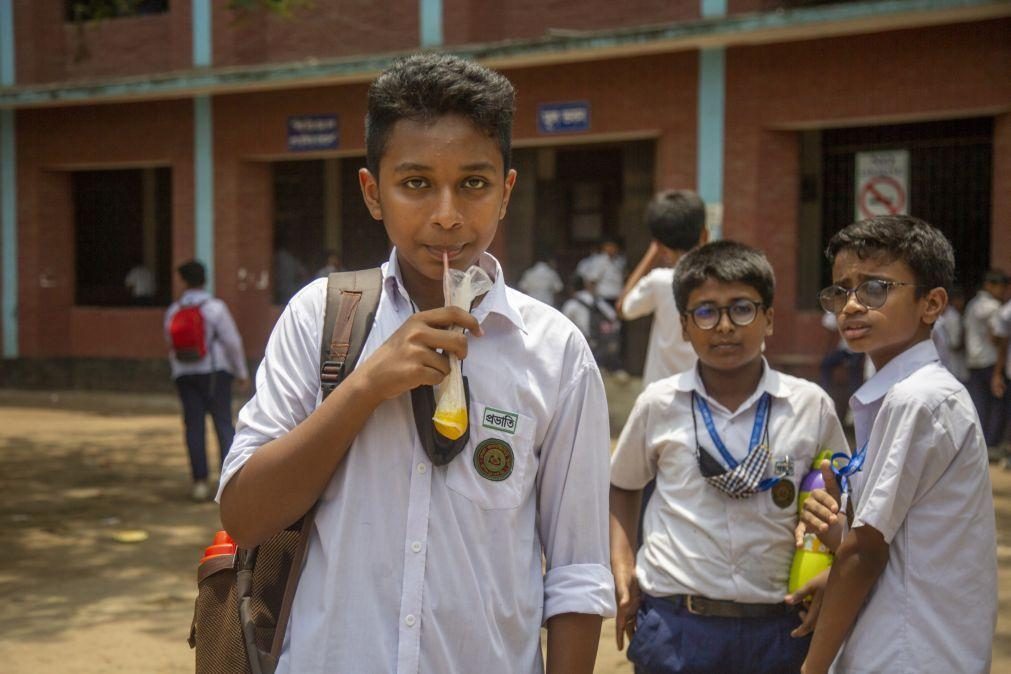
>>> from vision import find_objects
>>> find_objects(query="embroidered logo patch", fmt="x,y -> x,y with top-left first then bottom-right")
474,439 -> 514,481
771,480 -> 797,509
481,406 -> 519,435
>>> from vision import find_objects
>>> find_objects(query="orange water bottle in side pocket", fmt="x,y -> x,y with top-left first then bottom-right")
788,449 -> 835,594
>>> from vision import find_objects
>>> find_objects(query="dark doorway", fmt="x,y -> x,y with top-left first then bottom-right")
73,167 -> 172,306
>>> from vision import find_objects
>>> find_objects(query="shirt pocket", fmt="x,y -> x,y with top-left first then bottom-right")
444,400 -> 536,510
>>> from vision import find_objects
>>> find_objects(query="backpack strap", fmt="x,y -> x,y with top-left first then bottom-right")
257,268 -> 384,669
319,268 -> 383,400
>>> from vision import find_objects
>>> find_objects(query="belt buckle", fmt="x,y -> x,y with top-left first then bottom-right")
684,595 -> 705,616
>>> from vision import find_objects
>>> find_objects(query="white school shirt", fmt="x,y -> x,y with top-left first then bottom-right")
517,261 -> 563,306
610,362 -> 848,603
218,249 -> 616,674
620,267 -> 697,385
561,289 -> 616,338
836,339 -> 997,674
577,252 -> 626,300
964,290 -> 1000,368
932,305 -> 968,382
990,299 -> 1011,378
164,289 -> 249,380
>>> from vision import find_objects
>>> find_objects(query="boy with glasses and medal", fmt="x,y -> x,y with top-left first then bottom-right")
610,240 -> 849,673
795,216 -> 997,674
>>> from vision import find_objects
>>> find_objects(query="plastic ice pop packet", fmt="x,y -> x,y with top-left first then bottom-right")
432,252 -> 491,439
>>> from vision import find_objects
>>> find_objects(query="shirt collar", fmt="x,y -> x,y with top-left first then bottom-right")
852,338 -> 939,406
381,247 -> 526,333
673,358 -> 790,414
180,288 -> 210,306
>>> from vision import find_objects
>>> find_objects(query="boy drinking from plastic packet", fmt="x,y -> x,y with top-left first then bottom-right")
610,240 -> 848,673
796,215 -> 997,674
218,54 -> 615,674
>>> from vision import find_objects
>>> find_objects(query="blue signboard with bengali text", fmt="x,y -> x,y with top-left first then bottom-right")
288,114 -> 339,152
537,101 -> 591,135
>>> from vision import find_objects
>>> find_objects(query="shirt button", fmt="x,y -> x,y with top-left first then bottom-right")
417,463 -> 427,474
405,614 -> 416,627
411,541 -> 422,553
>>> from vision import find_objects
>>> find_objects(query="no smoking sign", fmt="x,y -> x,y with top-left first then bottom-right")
855,150 -> 909,221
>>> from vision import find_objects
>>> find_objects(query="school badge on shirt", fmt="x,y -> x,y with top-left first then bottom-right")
771,480 -> 796,509
474,438 -> 514,481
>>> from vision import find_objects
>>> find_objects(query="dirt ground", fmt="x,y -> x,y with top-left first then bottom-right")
1,388 -> 1009,673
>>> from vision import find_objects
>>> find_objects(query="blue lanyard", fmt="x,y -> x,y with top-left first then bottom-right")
831,442 -> 868,494
694,392 -> 777,490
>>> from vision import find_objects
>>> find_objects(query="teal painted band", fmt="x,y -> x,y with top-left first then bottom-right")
420,0 -> 444,47
2,109 -> 17,357
194,96 -> 214,293
702,0 -> 728,18
0,0 -> 15,85
697,47 -> 724,207
192,0 -> 212,67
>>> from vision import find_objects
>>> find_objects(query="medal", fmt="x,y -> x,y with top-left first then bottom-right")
771,479 -> 796,509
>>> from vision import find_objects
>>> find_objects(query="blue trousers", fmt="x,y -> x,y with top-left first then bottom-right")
628,594 -> 811,674
967,366 -> 1008,447
175,371 -> 234,481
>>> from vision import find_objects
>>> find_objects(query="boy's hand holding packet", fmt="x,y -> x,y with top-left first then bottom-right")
433,251 -> 492,439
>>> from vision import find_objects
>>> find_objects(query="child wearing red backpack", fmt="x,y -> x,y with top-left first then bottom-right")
165,260 -> 249,501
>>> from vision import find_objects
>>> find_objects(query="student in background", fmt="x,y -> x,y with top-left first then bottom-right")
932,285 -> 968,383
518,256 -> 564,307
617,189 -> 707,387
164,260 -> 248,501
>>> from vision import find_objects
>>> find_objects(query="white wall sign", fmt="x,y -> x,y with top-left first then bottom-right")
855,150 -> 909,220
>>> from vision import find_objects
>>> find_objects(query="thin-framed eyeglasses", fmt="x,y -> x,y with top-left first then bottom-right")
684,299 -> 765,330
818,279 -> 923,314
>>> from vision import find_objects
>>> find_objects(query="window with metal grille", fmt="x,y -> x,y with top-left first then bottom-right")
797,117 -> 993,309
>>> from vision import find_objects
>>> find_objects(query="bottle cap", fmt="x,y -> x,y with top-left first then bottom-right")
200,530 -> 237,564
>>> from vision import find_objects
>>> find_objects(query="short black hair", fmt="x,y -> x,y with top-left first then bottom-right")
644,189 -> 706,252
825,215 -> 955,294
673,240 -> 775,312
365,53 -> 515,176
177,260 -> 206,288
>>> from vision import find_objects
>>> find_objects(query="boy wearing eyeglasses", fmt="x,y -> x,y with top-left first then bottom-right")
609,240 -> 848,673
796,215 -> 996,674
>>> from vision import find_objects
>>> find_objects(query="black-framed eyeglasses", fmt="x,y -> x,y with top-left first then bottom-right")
684,299 -> 765,330
818,279 -> 923,314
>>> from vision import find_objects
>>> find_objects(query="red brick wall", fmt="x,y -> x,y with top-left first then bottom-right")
442,0 -> 697,45
724,19 -> 1011,362
13,0 -> 700,82
211,1 -> 418,68
16,100 -> 194,358
212,84 -> 370,353
507,54 -> 697,189
13,0 -> 191,84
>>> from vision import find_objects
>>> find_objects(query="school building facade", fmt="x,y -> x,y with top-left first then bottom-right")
0,0 -> 1008,387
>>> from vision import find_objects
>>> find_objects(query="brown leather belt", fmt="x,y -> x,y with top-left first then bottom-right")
661,594 -> 798,619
